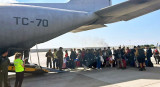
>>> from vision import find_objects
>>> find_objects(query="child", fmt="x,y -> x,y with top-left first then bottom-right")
14,53 -> 26,87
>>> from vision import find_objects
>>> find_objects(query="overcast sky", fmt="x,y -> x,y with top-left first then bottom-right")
1,0 -> 160,48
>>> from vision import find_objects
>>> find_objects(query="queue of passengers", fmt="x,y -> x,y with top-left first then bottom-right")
0,46 -> 159,87
45,46 -> 160,71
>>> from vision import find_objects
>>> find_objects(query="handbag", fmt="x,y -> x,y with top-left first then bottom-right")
100,56 -> 104,63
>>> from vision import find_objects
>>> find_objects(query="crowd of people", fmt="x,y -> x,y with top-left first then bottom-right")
46,46 -> 160,71
0,46 -> 159,87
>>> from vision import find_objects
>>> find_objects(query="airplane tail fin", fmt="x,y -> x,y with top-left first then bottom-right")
68,0 -> 112,12
19,0 -> 112,12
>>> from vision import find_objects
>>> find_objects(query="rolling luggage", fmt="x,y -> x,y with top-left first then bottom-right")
62,63 -> 66,69
113,60 -> 116,67
130,60 -> 135,67
148,61 -> 153,67
120,59 -> 126,68
105,57 -> 110,67
145,60 -> 148,67
157,56 -> 160,64
123,59 -> 127,68
92,61 -> 97,68
76,61 -> 81,67
66,60 -> 72,68
62,58 -> 67,69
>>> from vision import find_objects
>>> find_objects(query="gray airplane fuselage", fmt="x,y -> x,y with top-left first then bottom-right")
1,0 -> 160,57
0,4 -> 98,49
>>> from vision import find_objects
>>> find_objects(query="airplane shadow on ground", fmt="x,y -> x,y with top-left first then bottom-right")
9,64 -> 160,87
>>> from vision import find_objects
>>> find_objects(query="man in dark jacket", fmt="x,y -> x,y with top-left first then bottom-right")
137,46 -> 146,71
84,50 -> 90,67
0,50 -> 10,87
56,47 -> 63,71
146,47 -> 153,62
107,47 -> 112,57
45,49 -> 53,68
117,47 -> 123,68
130,48 -> 136,67
146,47 -> 153,67
113,48 -> 118,66
70,49 -> 76,69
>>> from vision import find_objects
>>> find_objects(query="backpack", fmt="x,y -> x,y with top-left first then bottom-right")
66,56 -> 70,61
117,50 -> 122,58
155,49 -> 159,54
138,49 -> 145,59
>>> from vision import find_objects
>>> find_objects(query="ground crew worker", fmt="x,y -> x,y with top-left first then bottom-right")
56,47 -> 63,71
14,53 -> 26,87
0,50 -> 10,87
45,49 -> 53,68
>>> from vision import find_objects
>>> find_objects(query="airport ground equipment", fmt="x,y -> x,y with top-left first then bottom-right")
8,63 -> 68,73
8,44 -> 66,74
8,63 -> 49,74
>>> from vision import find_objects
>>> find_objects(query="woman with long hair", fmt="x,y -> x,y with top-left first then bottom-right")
14,52 -> 25,87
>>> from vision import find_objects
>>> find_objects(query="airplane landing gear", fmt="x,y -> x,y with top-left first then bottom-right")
24,49 -> 30,64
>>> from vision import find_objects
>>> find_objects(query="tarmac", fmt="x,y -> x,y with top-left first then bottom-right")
9,57 -> 160,87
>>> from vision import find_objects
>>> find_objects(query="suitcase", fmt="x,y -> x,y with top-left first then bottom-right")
157,56 -> 160,63
92,62 -> 97,68
148,61 -> 153,67
145,60 -> 148,67
113,60 -> 116,67
76,61 -> 81,67
120,59 -> 126,68
106,61 -> 110,67
123,59 -> 127,68
62,63 -> 66,69
66,60 -> 72,68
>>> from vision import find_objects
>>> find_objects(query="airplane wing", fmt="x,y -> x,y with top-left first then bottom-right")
95,0 -> 160,24
72,0 -> 160,33
71,24 -> 106,33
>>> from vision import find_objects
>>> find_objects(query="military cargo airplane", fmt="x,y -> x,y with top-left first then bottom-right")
0,0 -> 160,57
